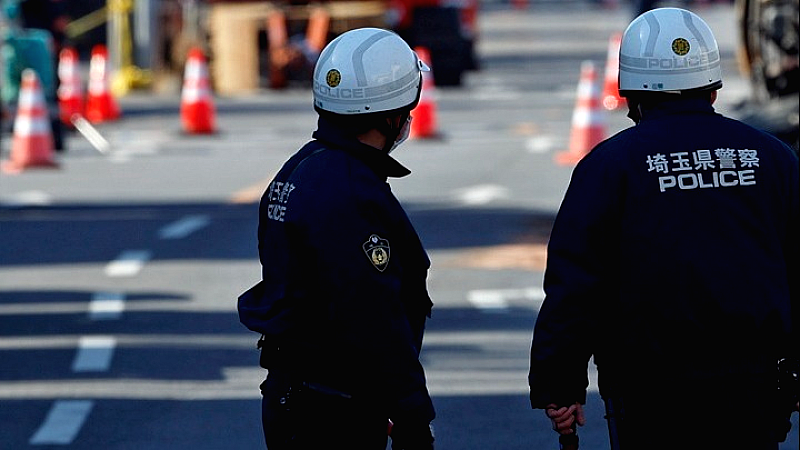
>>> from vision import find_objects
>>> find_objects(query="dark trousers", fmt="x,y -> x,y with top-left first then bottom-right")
603,394 -> 783,450
261,371 -> 389,450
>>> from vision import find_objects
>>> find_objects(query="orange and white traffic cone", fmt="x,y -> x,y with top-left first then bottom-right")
57,46 -> 84,127
180,47 -> 216,134
555,61 -> 606,165
602,32 -> 626,111
1,69 -> 59,174
267,10 -> 289,89
85,44 -> 121,123
410,47 -> 439,139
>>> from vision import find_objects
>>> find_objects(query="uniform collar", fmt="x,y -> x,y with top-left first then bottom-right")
312,117 -> 412,179
640,97 -> 718,121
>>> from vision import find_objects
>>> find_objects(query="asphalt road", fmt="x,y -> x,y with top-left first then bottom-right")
1,1 -> 798,449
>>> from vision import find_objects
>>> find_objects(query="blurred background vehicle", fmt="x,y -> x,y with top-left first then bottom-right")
735,0 -> 799,151
388,0 -> 479,85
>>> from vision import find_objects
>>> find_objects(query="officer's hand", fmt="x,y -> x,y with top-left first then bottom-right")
545,403 -> 585,435
390,421 -> 434,450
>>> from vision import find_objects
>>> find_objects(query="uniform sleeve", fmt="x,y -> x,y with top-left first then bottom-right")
783,149 -> 799,354
529,149 -> 623,409
286,155 -> 435,423
247,148 -> 316,336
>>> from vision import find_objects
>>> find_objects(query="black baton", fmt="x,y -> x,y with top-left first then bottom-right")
558,424 -> 579,450
604,397 -> 623,450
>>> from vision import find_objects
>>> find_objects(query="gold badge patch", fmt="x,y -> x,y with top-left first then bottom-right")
326,69 -> 341,87
363,234 -> 390,272
671,38 -> 690,56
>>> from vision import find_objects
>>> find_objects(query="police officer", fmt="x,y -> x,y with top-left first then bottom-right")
238,28 -> 435,450
529,8 -> 798,449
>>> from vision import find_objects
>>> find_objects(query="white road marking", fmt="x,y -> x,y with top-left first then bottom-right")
0,368 -> 264,400
104,250 -> 152,277
71,336 -> 116,372
467,290 -> 509,312
0,190 -> 52,208
525,135 -> 556,153
88,292 -> 125,320
71,115 -> 111,154
454,184 -> 510,206
0,334 -> 255,351
158,214 -> 210,239
28,400 -> 94,445
105,129 -> 163,163
467,287 -> 545,312
472,89 -> 520,101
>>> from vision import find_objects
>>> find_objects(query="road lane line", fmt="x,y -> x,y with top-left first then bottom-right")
525,135 -> 556,153
467,290 -> 509,312
28,400 -> 94,445
454,184 -> 510,206
0,334 -> 255,350
0,368 -> 265,400
0,190 -> 52,208
71,336 -> 116,372
89,292 -> 125,320
467,287 -> 546,312
158,214 -> 210,239
522,287 -> 546,305
104,250 -> 152,277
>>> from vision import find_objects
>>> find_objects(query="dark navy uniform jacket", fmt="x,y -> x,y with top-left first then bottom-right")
239,116 -> 435,424
529,98 -> 799,408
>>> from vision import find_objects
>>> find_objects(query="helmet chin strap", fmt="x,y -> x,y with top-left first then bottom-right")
626,99 -> 642,124
379,111 -> 411,153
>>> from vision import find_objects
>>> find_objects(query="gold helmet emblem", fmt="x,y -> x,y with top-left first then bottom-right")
671,38 -> 690,56
326,69 -> 341,87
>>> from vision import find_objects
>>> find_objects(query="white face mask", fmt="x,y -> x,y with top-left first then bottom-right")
389,116 -> 412,153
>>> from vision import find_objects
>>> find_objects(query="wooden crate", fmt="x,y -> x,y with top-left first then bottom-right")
208,1 -> 387,94
208,2 -> 276,94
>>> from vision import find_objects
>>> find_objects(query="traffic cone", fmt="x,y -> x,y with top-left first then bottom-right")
57,46 -> 84,127
602,32 -> 626,111
1,69 -> 58,174
267,10 -> 289,89
180,47 -> 216,134
555,61 -> 606,165
85,44 -> 121,123
410,47 -> 439,139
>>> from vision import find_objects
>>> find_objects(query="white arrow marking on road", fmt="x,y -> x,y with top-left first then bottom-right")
104,250 -> 152,277
29,400 -> 94,445
89,292 -> 125,320
454,184 -> 510,206
71,336 -> 116,372
158,214 -> 210,239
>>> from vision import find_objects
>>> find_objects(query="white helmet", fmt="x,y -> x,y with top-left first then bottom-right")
619,8 -> 722,95
313,28 -> 429,116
